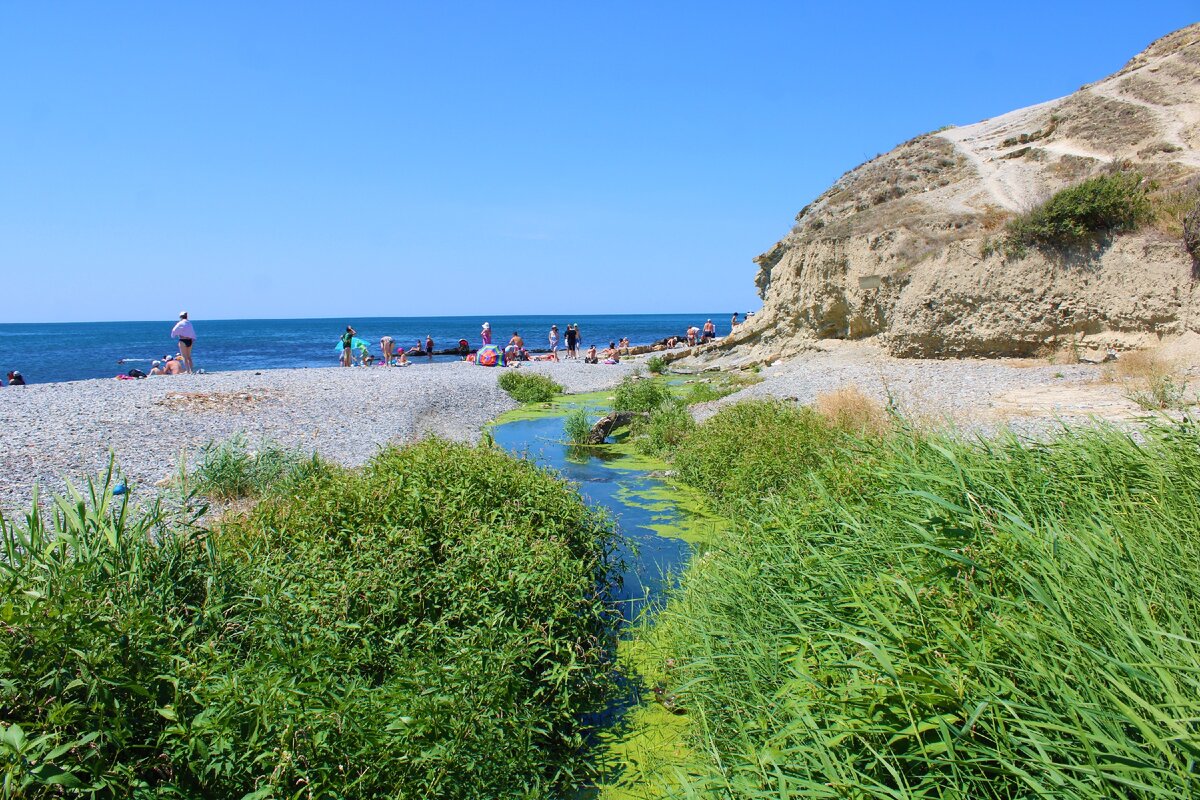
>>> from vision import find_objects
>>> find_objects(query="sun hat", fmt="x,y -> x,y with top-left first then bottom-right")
152,360 -> 161,366
483,322 -> 490,328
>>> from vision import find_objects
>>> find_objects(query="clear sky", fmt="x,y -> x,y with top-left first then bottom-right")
1,2 -> 1196,323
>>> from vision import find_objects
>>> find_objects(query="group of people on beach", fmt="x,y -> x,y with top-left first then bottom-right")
1,371 -> 26,387
335,315 -> 745,370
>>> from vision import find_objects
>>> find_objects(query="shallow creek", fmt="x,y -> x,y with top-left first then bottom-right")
488,390 -> 724,795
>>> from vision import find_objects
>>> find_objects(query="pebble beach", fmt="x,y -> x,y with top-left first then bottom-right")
1,341 -> 1187,514
0,361 -> 636,513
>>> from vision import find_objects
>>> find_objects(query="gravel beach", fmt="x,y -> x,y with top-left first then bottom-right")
3,342 -> 1192,514
0,361 -> 635,513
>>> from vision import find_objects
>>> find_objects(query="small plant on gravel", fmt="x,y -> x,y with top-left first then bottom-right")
612,376 -> 672,414
1003,171 -> 1152,256
498,370 -> 564,403
813,386 -> 892,436
645,355 -> 667,375
563,408 -> 593,445
1115,350 -> 1189,411
194,435 -> 308,500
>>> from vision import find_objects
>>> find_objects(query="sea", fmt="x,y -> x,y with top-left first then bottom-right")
0,313 -> 731,385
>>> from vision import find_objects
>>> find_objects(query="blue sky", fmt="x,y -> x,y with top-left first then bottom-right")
1,2 -> 1195,323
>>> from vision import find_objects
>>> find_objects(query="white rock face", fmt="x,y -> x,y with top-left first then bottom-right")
726,23 -> 1200,363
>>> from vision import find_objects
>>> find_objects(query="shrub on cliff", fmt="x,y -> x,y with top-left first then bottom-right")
1003,171 -> 1152,255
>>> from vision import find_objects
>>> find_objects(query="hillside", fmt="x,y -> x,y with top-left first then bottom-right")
722,23 -> 1200,362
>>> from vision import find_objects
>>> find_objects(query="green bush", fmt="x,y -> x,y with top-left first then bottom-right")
193,435 -> 310,499
1,441 -> 619,798
498,370 -> 564,403
1004,171 -> 1152,253
645,355 -> 667,375
612,376 -> 671,414
647,416 -> 1200,798
671,400 -> 848,512
632,400 -> 696,457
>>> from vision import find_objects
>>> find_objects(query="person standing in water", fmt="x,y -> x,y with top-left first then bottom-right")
425,335 -> 435,361
171,312 -> 197,373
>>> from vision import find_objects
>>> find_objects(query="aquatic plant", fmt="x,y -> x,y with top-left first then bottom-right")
564,407 -> 593,445
498,370 -> 564,403
0,440 -> 619,798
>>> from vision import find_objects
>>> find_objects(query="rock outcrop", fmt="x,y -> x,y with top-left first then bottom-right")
724,23 -> 1200,362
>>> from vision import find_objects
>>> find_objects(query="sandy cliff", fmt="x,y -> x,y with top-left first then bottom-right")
722,23 -> 1200,363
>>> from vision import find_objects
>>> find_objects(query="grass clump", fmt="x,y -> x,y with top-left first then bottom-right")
612,376 -> 672,414
672,400 -> 847,512
1116,350 -> 1189,410
193,434 -> 310,499
1,440 -> 619,798
498,370 -> 564,403
812,385 -> 892,436
642,407 -> 1200,798
1003,171 -> 1152,255
645,355 -> 667,375
632,400 -> 696,458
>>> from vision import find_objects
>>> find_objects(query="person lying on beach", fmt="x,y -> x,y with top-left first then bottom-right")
531,353 -> 557,362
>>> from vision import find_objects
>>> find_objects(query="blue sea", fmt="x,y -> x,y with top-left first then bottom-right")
0,314 -> 731,385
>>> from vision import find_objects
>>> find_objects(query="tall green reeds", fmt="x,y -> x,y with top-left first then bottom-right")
646,406 -> 1200,798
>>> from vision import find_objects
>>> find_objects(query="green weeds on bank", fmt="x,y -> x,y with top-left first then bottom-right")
498,370 -> 564,403
637,401 -> 1200,798
0,440 -> 619,798
193,435 -> 311,499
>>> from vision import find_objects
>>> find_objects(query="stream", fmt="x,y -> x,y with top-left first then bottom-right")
488,393 -> 723,795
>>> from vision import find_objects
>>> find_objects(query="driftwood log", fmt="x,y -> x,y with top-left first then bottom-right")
586,411 -> 649,444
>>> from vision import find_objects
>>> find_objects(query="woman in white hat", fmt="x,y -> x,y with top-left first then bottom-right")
480,321 -> 492,346
171,312 -> 197,374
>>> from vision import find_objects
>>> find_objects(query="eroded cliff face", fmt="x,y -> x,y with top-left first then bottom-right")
728,23 -> 1200,362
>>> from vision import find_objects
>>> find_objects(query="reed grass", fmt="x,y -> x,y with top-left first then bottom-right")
645,405 -> 1200,798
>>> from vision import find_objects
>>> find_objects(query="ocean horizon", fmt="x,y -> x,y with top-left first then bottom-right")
0,313 -> 736,385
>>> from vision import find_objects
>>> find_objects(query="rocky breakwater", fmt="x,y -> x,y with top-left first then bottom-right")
717,23 -> 1200,365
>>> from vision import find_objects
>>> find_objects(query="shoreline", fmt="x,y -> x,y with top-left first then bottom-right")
0,360 -> 637,513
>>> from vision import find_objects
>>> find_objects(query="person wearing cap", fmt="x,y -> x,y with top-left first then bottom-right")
149,360 -> 165,376
171,312 -> 197,374
6,370 -> 25,386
